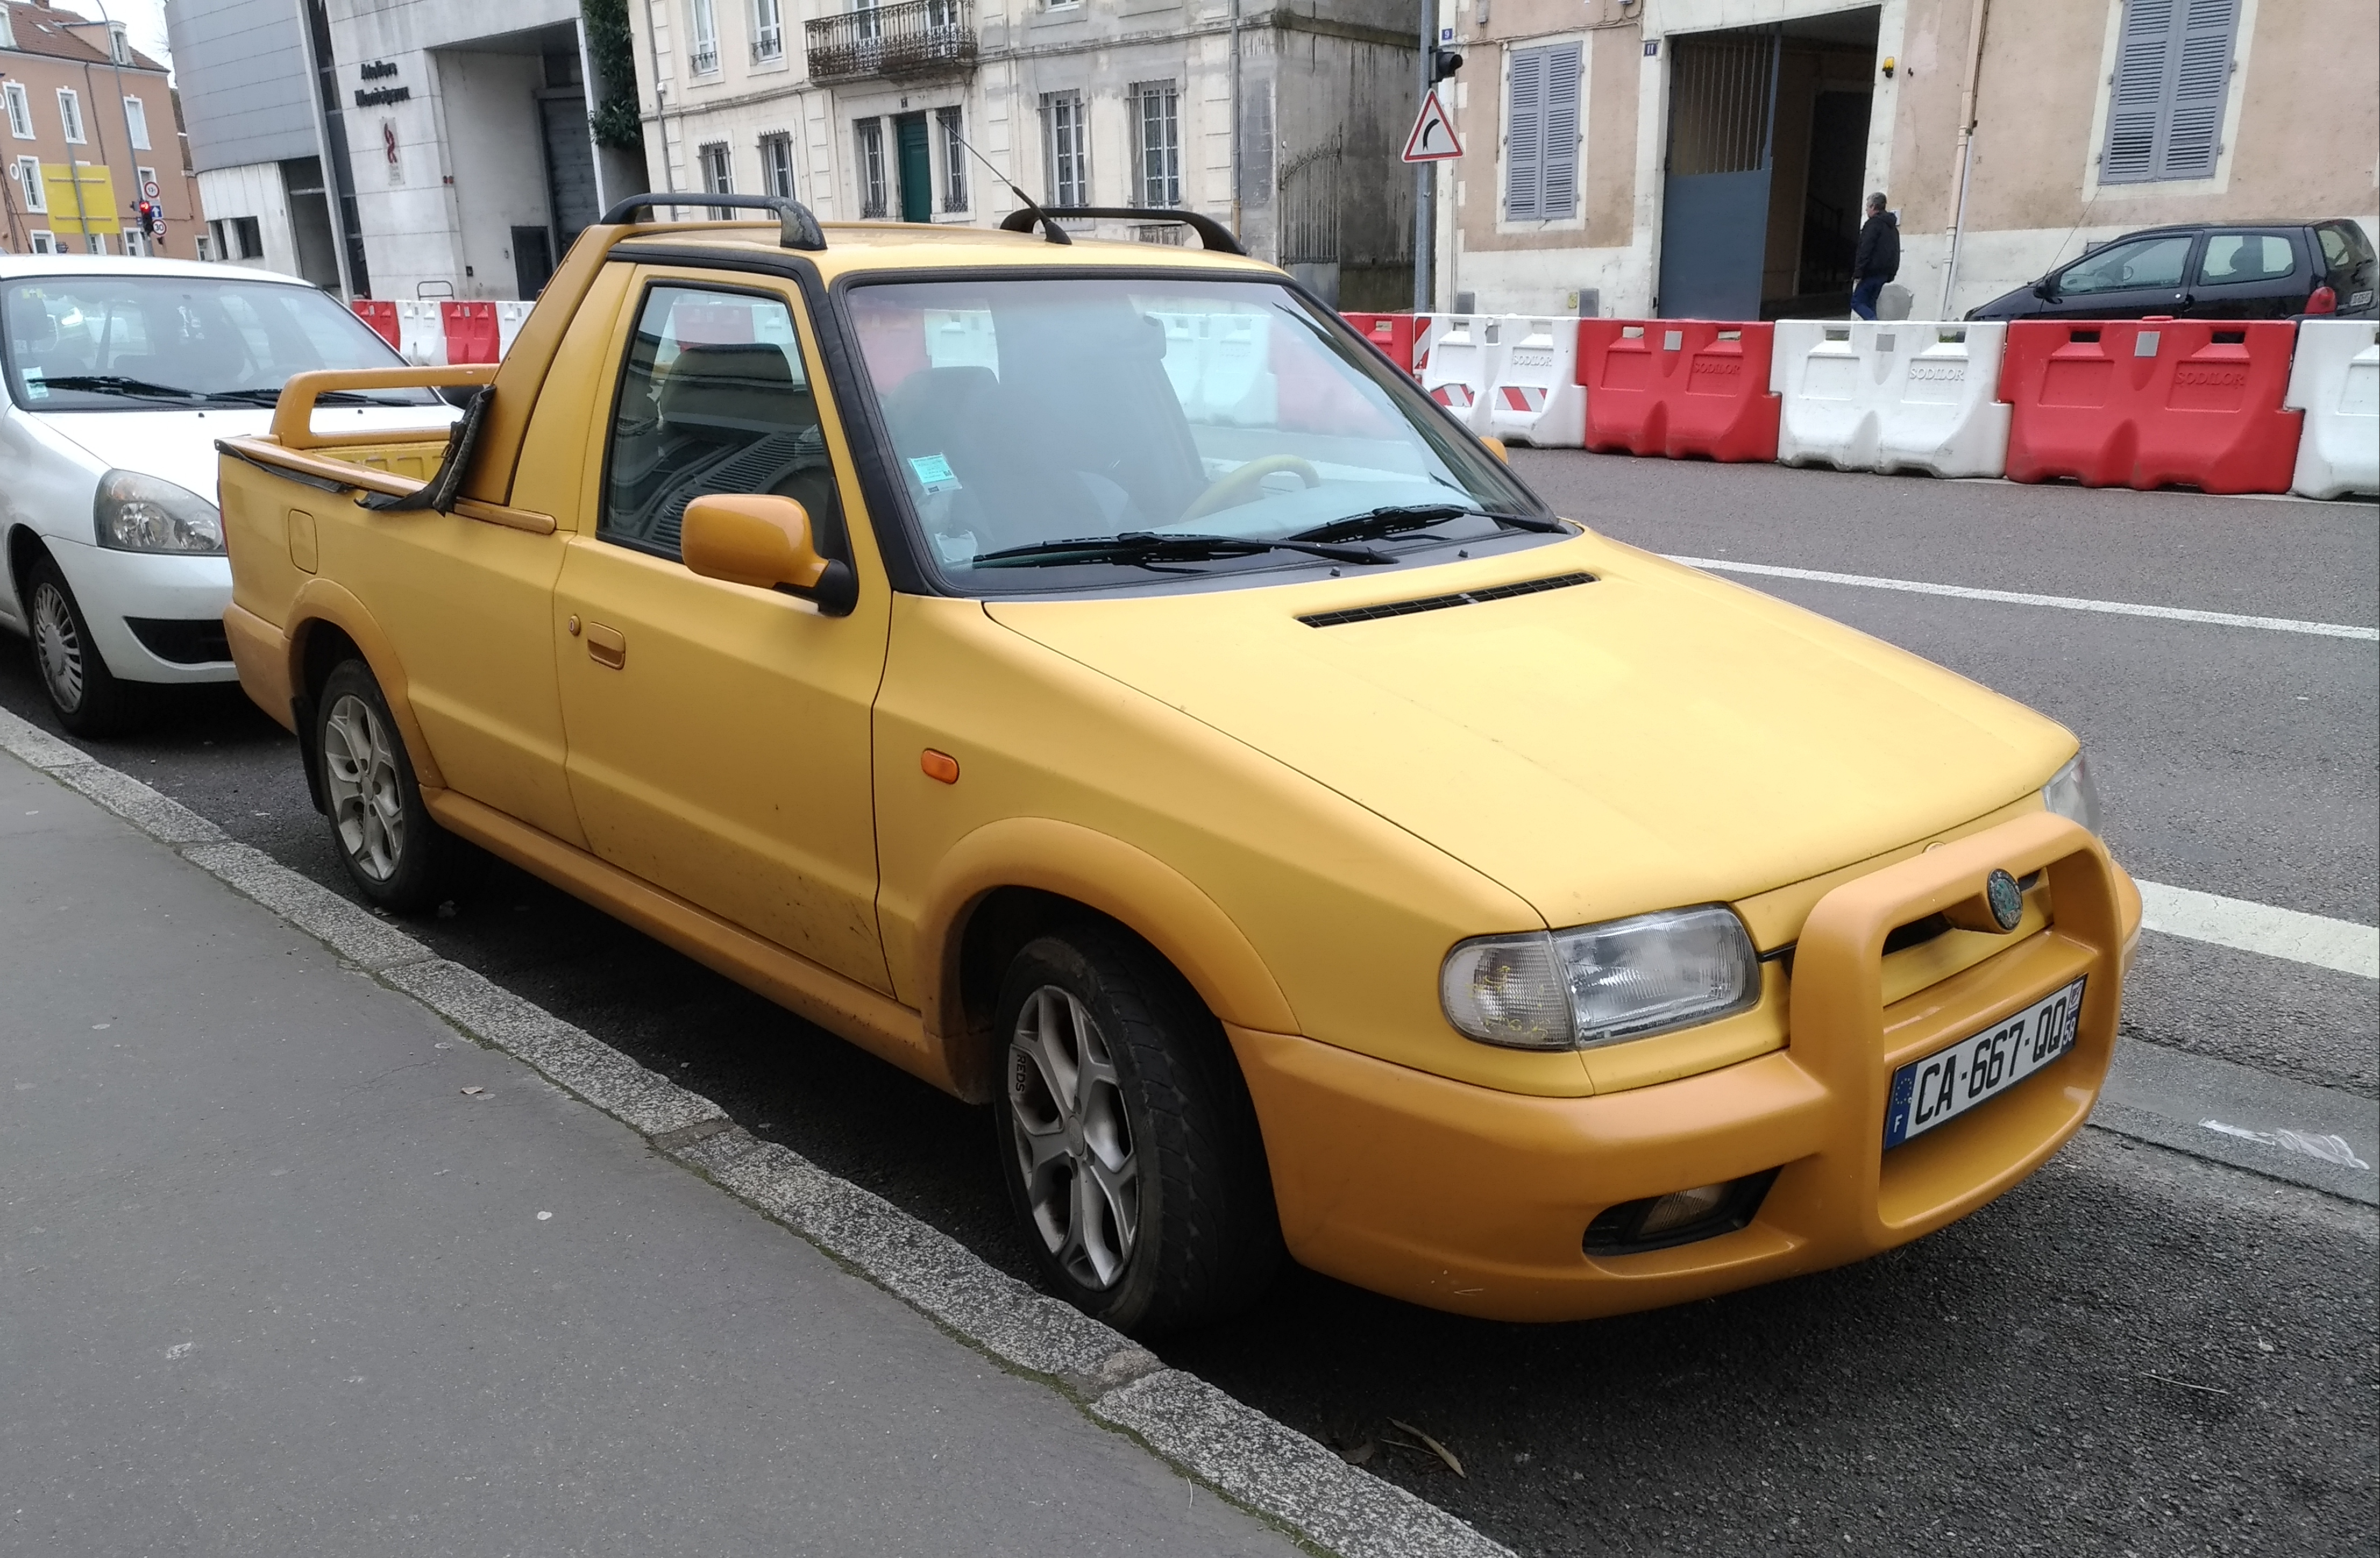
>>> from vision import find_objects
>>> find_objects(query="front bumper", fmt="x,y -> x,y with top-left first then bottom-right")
1232,812 -> 2139,1322
42,536 -> 237,686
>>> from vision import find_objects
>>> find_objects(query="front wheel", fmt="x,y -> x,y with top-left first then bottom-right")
315,659 -> 482,913
25,553 -> 145,736
994,924 -> 1282,1335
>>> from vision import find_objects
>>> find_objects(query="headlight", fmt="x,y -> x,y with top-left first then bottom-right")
1441,905 -> 1763,1050
93,470 -> 223,554
2041,752 -> 2102,836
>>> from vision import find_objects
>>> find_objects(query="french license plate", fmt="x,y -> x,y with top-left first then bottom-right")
1883,977 -> 2085,1149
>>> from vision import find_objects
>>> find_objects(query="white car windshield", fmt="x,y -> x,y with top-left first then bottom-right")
846,276 -> 1555,590
2,274 -> 433,411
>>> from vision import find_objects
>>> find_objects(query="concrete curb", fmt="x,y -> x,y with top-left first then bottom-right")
0,705 -> 1511,1558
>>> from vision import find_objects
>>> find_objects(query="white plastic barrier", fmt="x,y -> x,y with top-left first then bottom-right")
1487,317 -> 1587,447
1772,319 -> 2012,478
1419,314 -> 1505,434
493,301 -> 535,360
2283,319 -> 2379,500
395,301 -> 447,366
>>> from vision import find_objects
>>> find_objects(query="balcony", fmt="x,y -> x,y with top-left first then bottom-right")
806,0 -> 976,85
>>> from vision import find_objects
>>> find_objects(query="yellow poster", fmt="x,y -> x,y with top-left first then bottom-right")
40,165 -> 119,238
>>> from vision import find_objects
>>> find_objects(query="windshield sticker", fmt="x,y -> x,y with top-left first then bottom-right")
909,453 -> 961,495
930,530 -> 978,566
22,367 -> 46,401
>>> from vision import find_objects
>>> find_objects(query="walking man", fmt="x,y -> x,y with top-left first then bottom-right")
1851,193 -> 1899,320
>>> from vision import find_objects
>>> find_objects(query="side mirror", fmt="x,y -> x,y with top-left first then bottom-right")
2032,281 -> 2055,301
681,493 -> 859,616
1480,436 -> 1511,463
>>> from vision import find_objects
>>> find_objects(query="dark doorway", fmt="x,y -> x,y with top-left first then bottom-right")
895,112 -> 932,224
1657,7 -> 1879,319
511,225 -> 556,298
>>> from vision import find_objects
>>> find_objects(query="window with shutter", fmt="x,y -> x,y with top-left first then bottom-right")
2100,0 -> 2237,184
1504,44 -> 1581,223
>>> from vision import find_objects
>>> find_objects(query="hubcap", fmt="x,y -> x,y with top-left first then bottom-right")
322,693 -> 405,882
31,582 -> 83,713
1007,986 -> 1139,1291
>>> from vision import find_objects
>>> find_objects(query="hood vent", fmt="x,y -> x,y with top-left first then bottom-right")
1298,571 -> 1595,629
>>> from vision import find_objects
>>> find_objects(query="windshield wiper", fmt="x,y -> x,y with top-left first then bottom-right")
1287,504 -> 1567,544
970,530 -> 1394,569
33,374 -> 201,400
195,389 -> 289,407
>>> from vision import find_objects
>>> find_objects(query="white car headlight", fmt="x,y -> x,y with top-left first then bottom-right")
1441,905 -> 1763,1050
2041,752 -> 2102,836
94,470 -> 224,555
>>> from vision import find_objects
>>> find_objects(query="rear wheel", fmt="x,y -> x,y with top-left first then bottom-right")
315,659 -> 481,913
994,923 -> 1282,1335
26,554 -> 144,736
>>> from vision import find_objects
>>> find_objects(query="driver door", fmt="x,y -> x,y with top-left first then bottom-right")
2041,232 -> 2200,319
553,271 -> 894,993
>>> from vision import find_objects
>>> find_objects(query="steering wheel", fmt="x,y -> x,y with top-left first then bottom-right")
1178,454 -> 1321,524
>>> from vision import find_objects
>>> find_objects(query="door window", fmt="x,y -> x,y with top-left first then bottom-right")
2056,234 -> 2192,295
2193,233 -> 2293,286
600,283 -> 846,565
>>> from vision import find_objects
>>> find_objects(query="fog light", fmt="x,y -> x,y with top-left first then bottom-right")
1583,1169 -> 1780,1256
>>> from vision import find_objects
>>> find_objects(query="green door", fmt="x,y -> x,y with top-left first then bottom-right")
896,113 -> 932,224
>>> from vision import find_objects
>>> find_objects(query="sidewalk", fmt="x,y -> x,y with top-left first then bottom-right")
0,745 -> 1304,1556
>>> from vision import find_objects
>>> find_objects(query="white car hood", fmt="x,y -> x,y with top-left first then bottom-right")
34,403 -> 457,502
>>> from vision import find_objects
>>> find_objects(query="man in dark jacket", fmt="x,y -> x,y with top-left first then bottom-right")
1851,194 -> 1899,320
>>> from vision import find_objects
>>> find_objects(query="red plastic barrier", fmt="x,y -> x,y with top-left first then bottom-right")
441,301 -> 500,365
352,300 -> 400,350
1574,321 -> 1781,461
1342,311 -> 1423,375
1999,319 -> 2300,494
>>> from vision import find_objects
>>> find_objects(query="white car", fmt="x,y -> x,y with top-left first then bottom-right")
0,256 -> 453,734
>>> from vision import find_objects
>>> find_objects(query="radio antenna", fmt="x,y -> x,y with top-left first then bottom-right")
946,126 -> 1071,245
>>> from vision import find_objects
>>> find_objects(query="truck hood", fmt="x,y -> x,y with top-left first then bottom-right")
35,404 -> 454,502
985,534 -> 2076,931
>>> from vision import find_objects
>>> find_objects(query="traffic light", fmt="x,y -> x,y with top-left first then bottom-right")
1431,45 -> 1463,82
138,200 -> 164,238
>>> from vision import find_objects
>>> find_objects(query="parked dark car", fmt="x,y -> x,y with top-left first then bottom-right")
1967,220 -> 2377,322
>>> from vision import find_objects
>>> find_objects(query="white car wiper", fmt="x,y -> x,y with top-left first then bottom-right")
35,374 -> 200,401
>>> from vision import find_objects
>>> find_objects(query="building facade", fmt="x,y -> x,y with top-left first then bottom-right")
626,0 -> 1422,308
1431,0 -> 2379,319
0,0 -> 204,258
167,0 -> 650,300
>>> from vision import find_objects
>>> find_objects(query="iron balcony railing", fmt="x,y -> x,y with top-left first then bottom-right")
806,0 -> 976,84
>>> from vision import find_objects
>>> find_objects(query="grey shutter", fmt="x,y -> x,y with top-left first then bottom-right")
2101,0 -> 2171,184
1541,44 -> 1582,219
2159,0 -> 2236,179
2100,0 -> 2235,185
1505,47 -> 1544,221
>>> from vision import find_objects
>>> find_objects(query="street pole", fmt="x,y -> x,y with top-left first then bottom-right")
1411,0 -> 1431,314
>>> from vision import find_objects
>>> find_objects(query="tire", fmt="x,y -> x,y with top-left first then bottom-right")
993,923 -> 1283,1335
314,659 -> 482,914
25,553 -> 145,736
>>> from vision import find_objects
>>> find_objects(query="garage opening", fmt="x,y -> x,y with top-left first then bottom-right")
1657,6 -> 1879,320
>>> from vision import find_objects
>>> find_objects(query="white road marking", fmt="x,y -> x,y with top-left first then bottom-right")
2138,880 -> 2380,979
1667,556 -> 2380,641
2198,1120 -> 2372,1170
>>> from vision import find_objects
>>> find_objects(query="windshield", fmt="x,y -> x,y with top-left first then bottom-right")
846,275 -> 1554,592
2,274 -> 435,411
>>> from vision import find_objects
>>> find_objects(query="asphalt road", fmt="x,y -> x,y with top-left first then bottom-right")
2,456 -> 2372,1556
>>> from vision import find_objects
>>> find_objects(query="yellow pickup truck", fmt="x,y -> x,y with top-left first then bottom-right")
218,196 -> 2139,1335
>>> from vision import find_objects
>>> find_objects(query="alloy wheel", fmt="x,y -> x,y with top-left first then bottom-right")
322,693 -> 406,882
31,581 -> 84,713
1007,985 -> 1141,1290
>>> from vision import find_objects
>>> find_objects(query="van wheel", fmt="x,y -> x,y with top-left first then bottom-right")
26,554 -> 144,736
993,924 -> 1282,1335
315,659 -> 481,913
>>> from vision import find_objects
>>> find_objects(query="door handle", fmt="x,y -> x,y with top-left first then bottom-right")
585,622 -> 627,670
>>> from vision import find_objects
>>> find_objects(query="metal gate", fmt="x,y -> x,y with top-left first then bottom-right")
1658,25 -> 1779,319
1279,137 -> 1412,309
